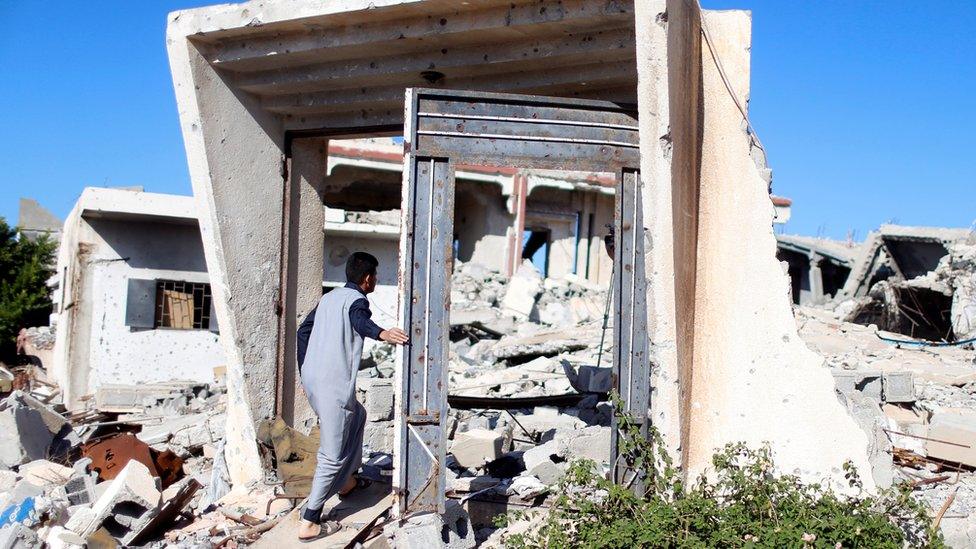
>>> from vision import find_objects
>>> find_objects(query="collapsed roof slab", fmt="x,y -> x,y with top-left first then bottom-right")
167,0 -> 874,493
841,224 -> 974,299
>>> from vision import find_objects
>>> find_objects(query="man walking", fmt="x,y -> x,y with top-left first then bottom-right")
296,252 -> 408,542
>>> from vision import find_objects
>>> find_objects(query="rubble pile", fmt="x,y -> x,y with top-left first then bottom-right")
797,305 -> 976,547
0,378 -> 242,548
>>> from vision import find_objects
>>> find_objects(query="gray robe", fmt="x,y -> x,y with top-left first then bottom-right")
300,286 -> 368,516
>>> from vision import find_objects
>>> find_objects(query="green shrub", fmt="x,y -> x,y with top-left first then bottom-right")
502,398 -> 943,548
0,218 -> 56,360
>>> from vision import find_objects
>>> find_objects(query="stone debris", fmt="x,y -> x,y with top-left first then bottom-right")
3,229 -> 969,546
795,275 -> 976,546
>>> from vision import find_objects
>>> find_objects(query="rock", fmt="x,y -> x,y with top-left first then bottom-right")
521,441 -> 559,472
44,526 -> 86,549
556,425 -> 612,464
363,422 -> 394,454
0,473 -> 18,494
450,429 -> 506,470
0,391 -> 76,468
515,406 -> 586,439
383,499 -> 475,549
136,412 -> 223,450
500,261 -> 543,320
926,410 -> 976,468
67,460 -> 160,542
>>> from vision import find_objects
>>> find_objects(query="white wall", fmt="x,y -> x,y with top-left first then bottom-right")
80,218 -> 223,389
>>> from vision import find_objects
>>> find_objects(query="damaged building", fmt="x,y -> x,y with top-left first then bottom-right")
12,0 -> 976,547
838,224 -> 976,343
163,0 -> 878,523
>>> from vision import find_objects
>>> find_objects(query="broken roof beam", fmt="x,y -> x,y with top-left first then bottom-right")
202,0 -> 634,72
263,60 -> 638,115
234,27 -> 634,95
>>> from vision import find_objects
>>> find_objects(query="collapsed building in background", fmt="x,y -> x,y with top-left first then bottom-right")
839,225 -> 976,343
776,233 -> 858,306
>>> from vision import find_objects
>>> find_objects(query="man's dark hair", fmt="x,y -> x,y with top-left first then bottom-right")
346,251 -> 379,284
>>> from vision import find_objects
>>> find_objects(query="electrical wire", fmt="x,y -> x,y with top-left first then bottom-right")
697,1 -> 766,153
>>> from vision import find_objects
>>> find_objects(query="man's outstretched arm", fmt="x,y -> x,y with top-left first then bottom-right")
349,298 -> 409,344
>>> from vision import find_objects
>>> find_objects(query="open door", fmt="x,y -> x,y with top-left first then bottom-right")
394,88 -> 649,516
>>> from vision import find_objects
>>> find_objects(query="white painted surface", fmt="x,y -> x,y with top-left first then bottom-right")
688,10 -> 874,490
51,189 -> 224,406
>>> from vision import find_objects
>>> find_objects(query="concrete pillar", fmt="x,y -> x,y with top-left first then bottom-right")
808,254 -> 825,305
168,32 -> 286,486
282,138 -> 328,431
636,0 -> 701,460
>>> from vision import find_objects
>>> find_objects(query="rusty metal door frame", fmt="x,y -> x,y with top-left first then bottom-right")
395,88 -> 649,516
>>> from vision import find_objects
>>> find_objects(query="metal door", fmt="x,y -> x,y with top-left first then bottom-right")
395,88 -> 649,515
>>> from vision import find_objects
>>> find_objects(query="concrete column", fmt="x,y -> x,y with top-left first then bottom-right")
282,138 -> 328,431
636,0 -> 699,460
808,254 -> 825,305
168,30 -> 286,486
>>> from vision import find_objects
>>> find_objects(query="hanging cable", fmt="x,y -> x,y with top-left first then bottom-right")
697,1 -> 766,154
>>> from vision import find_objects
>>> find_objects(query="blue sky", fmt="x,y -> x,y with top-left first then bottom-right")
0,1 -> 972,240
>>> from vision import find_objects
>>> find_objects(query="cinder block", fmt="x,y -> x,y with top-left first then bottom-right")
831,370 -> 882,400
364,379 -> 394,422
882,371 -> 915,403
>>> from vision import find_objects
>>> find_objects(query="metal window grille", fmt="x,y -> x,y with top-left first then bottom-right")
154,280 -> 212,330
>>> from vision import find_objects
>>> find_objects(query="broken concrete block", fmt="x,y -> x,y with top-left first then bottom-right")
839,392 -> 893,488
882,371 -> 915,403
383,500 -> 474,549
831,370 -> 883,400
449,429 -> 505,470
363,422 -> 394,454
926,410 -> 976,468
0,411 -> 49,469
515,406 -> 586,439
18,459 -> 74,488
137,412 -> 223,450
505,475 -> 548,500
501,261 -> 543,319
70,460 -> 160,542
45,526 -> 86,549
575,365 -> 613,393
363,379 -> 394,421
0,524 -> 38,549
450,475 -> 500,493
527,459 -> 567,485
557,425 -> 612,464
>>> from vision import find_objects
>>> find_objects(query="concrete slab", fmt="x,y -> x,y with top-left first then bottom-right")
251,483 -> 392,549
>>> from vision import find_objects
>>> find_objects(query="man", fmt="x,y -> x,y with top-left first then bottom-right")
296,252 -> 408,542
